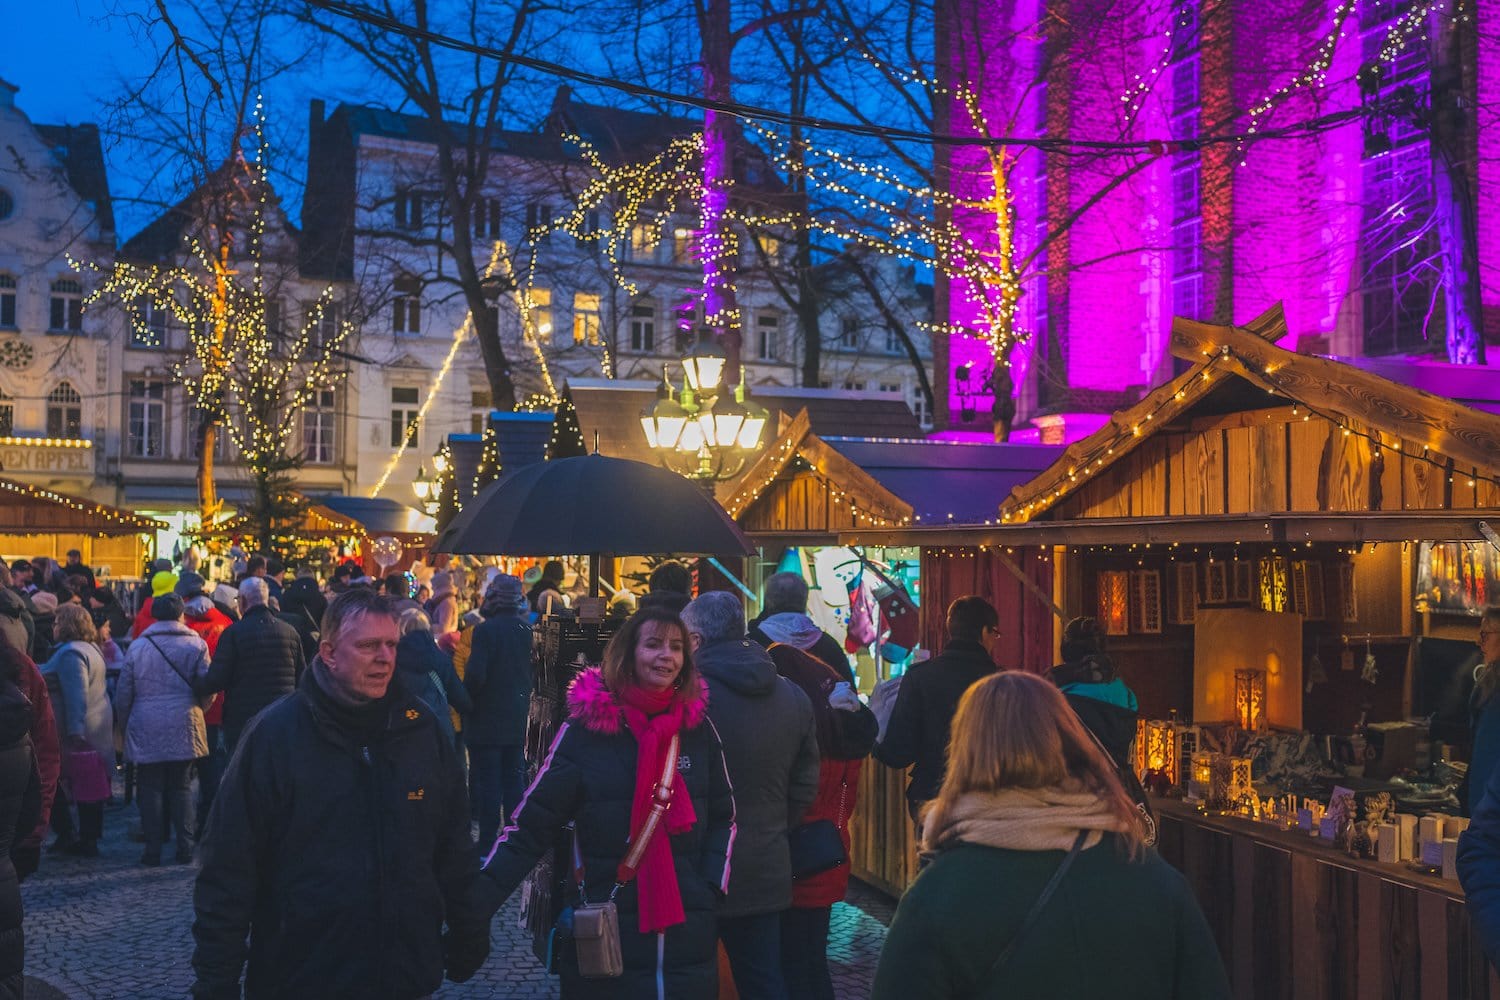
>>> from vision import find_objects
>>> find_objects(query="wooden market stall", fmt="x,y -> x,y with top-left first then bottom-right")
0,476 -> 165,578
839,304 -> 1500,996
206,493 -> 436,575
723,410 -> 1061,895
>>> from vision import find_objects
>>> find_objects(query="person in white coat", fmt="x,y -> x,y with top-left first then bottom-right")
116,593 -> 211,865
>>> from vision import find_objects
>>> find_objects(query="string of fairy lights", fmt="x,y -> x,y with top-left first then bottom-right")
75,99 -> 354,500
997,340 -> 1500,526
0,476 -> 167,531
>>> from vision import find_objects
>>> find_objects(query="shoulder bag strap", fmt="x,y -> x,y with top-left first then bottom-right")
142,633 -> 196,692
986,829 -> 1088,981
611,732 -> 681,895
569,731 -> 682,902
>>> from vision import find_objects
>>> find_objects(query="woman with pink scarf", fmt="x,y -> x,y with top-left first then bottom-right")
477,606 -> 736,998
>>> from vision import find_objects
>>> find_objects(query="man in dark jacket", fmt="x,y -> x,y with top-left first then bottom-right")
463,573 -> 534,851
683,590 -> 819,1000
874,596 -> 999,827
191,589 -> 490,999
194,578 -> 305,755
748,571 -> 850,679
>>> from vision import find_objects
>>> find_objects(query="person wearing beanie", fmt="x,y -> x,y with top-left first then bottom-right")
132,571 -> 179,640
116,592 -> 211,865
1045,617 -> 1139,770
463,573 -> 534,848
424,571 -> 459,635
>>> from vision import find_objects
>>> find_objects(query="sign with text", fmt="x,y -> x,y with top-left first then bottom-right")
0,441 -> 94,476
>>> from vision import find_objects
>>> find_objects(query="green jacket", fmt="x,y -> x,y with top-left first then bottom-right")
872,836 -> 1230,1000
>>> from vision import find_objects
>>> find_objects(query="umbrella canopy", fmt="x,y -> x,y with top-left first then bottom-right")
434,453 -> 755,557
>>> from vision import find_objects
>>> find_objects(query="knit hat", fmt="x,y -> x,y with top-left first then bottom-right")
30,592 -> 58,614
482,573 -> 527,617
212,582 -> 239,608
175,571 -> 208,599
151,570 -> 178,597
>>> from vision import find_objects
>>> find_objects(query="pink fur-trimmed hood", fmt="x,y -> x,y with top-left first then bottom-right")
566,666 -> 710,734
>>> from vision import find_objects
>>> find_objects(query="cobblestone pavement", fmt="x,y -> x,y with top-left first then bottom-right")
23,800 -> 894,999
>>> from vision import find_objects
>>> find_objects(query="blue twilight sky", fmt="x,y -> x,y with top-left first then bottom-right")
8,1 -> 155,127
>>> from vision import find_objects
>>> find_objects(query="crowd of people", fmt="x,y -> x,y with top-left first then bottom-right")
0,548 -> 1244,998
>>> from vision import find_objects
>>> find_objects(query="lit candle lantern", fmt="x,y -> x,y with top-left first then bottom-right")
1234,668 -> 1268,732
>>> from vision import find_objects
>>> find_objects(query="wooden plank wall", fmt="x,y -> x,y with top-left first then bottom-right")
1157,811 -> 1500,1000
847,761 -> 918,897
1061,408 -> 1491,520
740,470 -> 857,534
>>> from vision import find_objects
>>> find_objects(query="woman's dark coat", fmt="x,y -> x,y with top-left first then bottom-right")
0,673 -> 42,998
480,667 -> 734,999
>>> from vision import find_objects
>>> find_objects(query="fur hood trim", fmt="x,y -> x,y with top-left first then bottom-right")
566,666 -> 710,734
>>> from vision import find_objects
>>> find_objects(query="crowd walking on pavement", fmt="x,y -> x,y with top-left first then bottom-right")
0,549 -> 1250,998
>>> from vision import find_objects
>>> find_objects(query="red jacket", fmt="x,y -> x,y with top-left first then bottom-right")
17,654 -> 59,848
793,756 -> 863,908
130,597 -> 156,640
185,606 -> 233,726
764,641 -> 878,909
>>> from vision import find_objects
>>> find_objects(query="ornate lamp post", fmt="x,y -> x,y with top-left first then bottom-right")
412,465 -> 437,515
640,339 -> 768,484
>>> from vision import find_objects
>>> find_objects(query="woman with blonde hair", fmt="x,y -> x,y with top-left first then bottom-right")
871,671 -> 1229,1000
40,604 -> 113,857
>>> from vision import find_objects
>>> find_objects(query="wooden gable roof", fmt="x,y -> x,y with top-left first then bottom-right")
725,410 -> 914,535
1000,305 -> 1500,525
0,478 -> 167,535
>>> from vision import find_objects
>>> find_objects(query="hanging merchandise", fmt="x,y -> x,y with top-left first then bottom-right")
845,571 -> 878,652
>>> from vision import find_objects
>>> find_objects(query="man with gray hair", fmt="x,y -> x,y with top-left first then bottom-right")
682,590 -> 819,1000
193,588 -> 489,997
749,571 -> 852,680
195,576 -> 305,755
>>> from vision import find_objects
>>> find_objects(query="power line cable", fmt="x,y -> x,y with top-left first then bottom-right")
303,0 -> 1371,153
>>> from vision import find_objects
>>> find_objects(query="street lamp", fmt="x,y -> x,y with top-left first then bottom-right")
641,339 -> 768,483
412,465 -> 437,514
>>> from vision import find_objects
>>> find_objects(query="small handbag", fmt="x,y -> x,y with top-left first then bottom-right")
788,819 -> 846,878
556,731 -> 681,979
65,748 -> 112,803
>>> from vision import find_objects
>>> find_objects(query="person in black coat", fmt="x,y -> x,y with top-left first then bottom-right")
463,574 -> 535,849
874,596 -> 999,826
193,578 -> 305,755
478,607 -> 735,999
86,586 -> 130,645
0,642 -> 42,1000
191,590 -> 490,999
395,609 -> 472,746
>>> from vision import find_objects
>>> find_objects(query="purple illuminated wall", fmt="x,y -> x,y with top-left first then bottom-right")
937,0 -> 1496,439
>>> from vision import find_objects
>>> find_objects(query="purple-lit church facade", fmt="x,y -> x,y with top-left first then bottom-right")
934,0 -> 1500,441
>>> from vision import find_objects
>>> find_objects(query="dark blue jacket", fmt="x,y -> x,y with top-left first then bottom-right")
461,613 -> 532,747
1470,691 -> 1500,814
1459,756 -> 1500,970
395,631 -> 472,743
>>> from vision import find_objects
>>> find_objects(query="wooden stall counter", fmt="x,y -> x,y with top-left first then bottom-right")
1154,797 -> 1499,1000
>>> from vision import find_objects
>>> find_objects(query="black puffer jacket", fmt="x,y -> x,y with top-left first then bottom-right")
694,637 -> 819,919
196,605 -> 306,737
874,638 -> 996,812
481,668 -> 735,999
0,671 -> 41,998
462,612 -> 533,747
191,663 -> 485,1000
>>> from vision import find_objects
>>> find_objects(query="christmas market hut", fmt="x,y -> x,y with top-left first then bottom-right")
206,493 -> 436,576
722,408 -> 1062,896
0,476 -> 166,578
840,304 -> 1500,996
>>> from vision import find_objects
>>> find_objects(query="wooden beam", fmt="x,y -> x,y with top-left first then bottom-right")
992,548 -> 1069,621
1170,320 -> 1500,477
723,408 -> 812,520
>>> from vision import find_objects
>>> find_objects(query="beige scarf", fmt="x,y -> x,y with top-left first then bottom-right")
923,782 -> 1125,853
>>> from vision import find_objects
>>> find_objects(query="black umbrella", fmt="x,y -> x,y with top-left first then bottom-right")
433,454 -> 754,562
